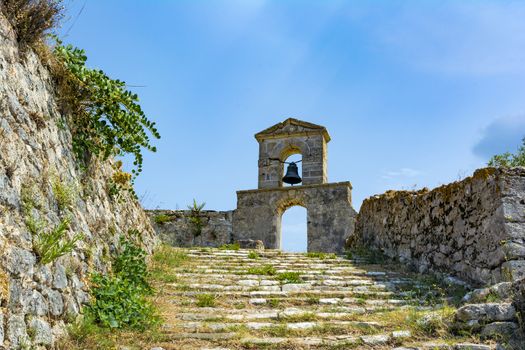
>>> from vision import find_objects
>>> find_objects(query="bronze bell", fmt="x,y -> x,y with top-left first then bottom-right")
283,162 -> 302,185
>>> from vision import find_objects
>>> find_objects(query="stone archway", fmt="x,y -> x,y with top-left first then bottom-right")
233,182 -> 355,253
232,118 -> 356,253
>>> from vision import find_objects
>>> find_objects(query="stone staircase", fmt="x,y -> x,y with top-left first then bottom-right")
153,248 -> 494,350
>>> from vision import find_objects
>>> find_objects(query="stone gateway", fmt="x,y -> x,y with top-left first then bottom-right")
232,118 -> 356,253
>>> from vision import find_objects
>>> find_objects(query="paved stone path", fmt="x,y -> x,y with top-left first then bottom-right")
153,248 -> 494,349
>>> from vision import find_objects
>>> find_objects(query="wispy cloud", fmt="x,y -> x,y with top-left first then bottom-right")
381,168 -> 422,180
375,2 -> 525,76
473,115 -> 525,159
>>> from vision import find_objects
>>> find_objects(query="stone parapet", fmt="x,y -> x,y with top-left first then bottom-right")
147,210 -> 234,247
352,167 -> 525,286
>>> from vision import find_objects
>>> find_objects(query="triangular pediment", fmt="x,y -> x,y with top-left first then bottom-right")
255,118 -> 330,142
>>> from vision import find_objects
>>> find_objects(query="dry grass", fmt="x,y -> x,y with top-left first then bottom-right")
1,0 -> 63,50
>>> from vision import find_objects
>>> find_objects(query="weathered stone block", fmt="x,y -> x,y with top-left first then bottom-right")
29,318 -> 52,345
480,321 -> 518,339
7,314 -> 27,348
456,303 -> 516,322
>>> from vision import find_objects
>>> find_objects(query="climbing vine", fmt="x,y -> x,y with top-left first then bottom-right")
52,38 -> 160,178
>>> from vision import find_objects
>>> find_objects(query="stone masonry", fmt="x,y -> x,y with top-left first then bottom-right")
0,14 -> 157,349
352,167 -> 525,286
234,118 -> 356,253
147,210 -> 233,248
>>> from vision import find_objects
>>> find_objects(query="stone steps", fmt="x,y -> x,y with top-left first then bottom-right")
154,248 -> 494,349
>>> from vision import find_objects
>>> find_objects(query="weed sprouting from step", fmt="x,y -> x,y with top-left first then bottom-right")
247,264 -> 277,276
306,296 -> 320,305
150,245 -> 186,283
305,252 -> 337,260
247,250 -> 259,259
280,312 -> 317,322
196,293 -> 216,307
268,298 -> 280,308
234,302 -> 246,309
276,272 -> 303,284
218,243 -> 240,251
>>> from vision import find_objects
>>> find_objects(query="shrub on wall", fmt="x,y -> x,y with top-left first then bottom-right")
489,137 -> 525,167
1,0 -> 63,50
52,39 -> 160,180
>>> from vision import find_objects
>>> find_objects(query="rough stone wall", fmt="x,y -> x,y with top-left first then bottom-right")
234,182 -> 357,253
146,210 -> 233,247
352,167 -> 525,286
0,14 -> 157,349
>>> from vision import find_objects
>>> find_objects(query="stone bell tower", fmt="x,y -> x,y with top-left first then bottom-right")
256,118 -> 329,188
233,118 -> 356,253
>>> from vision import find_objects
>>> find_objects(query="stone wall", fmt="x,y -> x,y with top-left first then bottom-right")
146,210 -> 233,247
0,14 -> 157,349
352,167 -> 525,286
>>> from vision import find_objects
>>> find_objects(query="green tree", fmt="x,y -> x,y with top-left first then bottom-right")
488,137 -> 525,167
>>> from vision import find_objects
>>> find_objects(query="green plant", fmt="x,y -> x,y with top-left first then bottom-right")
153,214 -> 171,225
51,175 -> 75,211
268,298 -> 280,308
187,199 -> 205,238
276,272 -> 303,284
52,39 -> 160,179
247,264 -> 276,276
218,243 -> 240,251
107,160 -> 134,199
196,293 -> 216,307
25,214 -> 46,236
32,218 -> 83,264
305,252 -> 336,260
306,296 -> 320,305
489,137 -> 525,167
1,0 -> 63,50
113,237 -> 151,294
247,251 -> 259,259
86,236 -> 158,330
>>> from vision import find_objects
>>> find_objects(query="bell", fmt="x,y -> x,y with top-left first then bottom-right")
283,162 -> 302,185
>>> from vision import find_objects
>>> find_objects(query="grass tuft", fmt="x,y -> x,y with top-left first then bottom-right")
196,293 -> 216,307
218,243 -> 240,251
276,272 -> 303,284
305,252 -> 337,260
247,264 -> 276,276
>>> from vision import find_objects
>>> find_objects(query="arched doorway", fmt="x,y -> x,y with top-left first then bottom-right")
280,205 -> 307,252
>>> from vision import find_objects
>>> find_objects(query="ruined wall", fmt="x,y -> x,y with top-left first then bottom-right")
353,167 -> 525,286
234,182 -> 357,253
0,14 -> 157,349
147,210 -> 233,247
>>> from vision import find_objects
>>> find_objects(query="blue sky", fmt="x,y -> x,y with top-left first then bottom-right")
59,0 -> 525,251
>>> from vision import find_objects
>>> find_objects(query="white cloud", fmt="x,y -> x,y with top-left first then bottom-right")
382,168 -> 422,180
